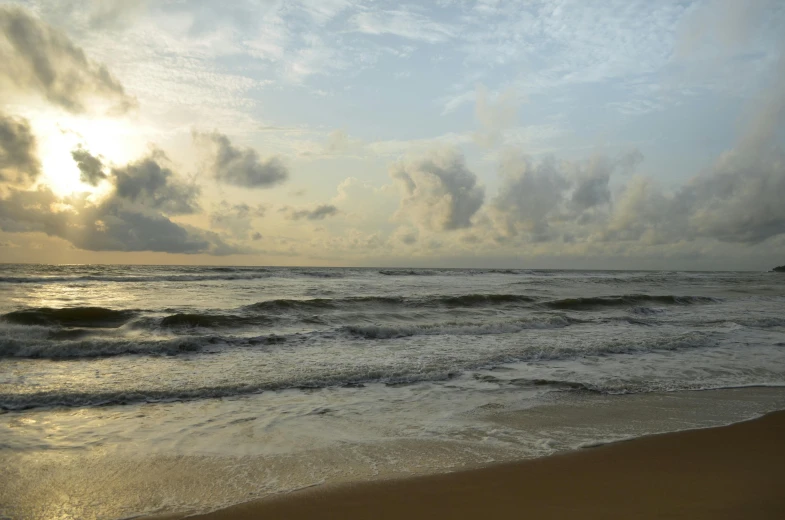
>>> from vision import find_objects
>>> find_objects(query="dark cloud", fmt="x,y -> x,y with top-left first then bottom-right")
0,111 -> 40,184
73,201 -> 215,253
112,151 -> 201,215
71,147 -> 106,186
0,150 -> 240,255
194,131 -> 289,188
282,204 -> 339,221
390,148 -> 484,231
0,5 -> 136,114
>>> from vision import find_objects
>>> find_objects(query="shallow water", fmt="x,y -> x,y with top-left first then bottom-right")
1,265 -> 784,518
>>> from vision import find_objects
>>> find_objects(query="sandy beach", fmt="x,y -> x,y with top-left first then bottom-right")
157,410 -> 785,520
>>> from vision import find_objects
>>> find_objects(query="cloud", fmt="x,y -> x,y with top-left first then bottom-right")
0,186 -> 236,254
87,0 -> 148,30
194,131 -> 289,188
607,56 -> 785,246
474,85 -> 520,147
390,148 -> 484,231
486,64 -> 785,249
490,152 -> 570,239
326,129 -> 349,153
0,148 -> 240,255
112,150 -> 200,215
209,201 -> 265,239
0,111 -> 40,184
0,5 -> 137,114
71,147 -> 107,186
675,0 -> 776,60
282,203 -> 339,221
390,226 -> 418,245
351,9 -> 456,43
607,147 -> 785,246
489,149 -> 645,241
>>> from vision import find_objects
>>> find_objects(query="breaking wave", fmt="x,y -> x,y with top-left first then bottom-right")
244,293 -> 537,312
342,316 -> 573,339
156,313 -> 275,329
543,294 -> 720,311
0,336 -> 209,359
2,307 -> 135,328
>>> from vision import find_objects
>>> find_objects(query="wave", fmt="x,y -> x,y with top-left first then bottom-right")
156,313 -> 274,329
543,294 -> 719,311
0,329 -> 294,359
1,307 -> 135,328
377,268 -> 530,276
0,331 -> 722,410
439,294 -> 536,306
0,273 -> 273,284
343,316 -> 573,339
629,306 -> 667,315
378,269 -> 439,276
508,378 -> 604,393
244,293 -> 537,312
730,317 -> 785,329
0,335 -> 209,359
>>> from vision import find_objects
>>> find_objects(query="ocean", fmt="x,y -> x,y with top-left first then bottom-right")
2,264 -> 785,519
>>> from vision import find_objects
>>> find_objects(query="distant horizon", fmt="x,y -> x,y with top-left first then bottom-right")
1,261 -> 778,273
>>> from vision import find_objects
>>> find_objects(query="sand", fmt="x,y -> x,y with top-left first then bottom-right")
158,410 -> 785,520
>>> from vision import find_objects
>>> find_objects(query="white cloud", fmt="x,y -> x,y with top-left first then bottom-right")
390,147 -> 485,231
351,8 -> 456,43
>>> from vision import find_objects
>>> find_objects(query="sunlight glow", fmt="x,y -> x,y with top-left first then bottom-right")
30,112 -> 145,197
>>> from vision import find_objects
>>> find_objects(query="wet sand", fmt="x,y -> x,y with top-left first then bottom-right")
159,410 -> 785,520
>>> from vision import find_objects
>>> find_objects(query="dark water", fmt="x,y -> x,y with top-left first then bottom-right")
1,265 -> 784,409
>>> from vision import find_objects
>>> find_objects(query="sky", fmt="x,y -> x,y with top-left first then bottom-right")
0,0 -> 784,269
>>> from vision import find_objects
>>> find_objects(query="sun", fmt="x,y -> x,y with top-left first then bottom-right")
29,111 -> 146,197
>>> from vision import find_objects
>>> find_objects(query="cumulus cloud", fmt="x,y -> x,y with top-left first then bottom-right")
194,131 -> 289,188
604,57 -> 785,246
390,148 -> 485,231
0,5 -> 136,114
491,152 -> 569,238
0,111 -> 40,184
71,147 -> 107,186
488,149 -> 646,242
606,146 -> 785,246
0,148 -> 240,255
282,203 -> 339,221
112,150 -> 200,215
209,201 -> 265,239
486,58 -> 785,249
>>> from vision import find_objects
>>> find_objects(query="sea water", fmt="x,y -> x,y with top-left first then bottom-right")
1,265 -> 784,518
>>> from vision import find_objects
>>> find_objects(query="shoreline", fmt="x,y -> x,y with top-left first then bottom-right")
154,410 -> 785,520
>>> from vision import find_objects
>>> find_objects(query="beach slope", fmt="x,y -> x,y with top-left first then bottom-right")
165,411 -> 785,520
